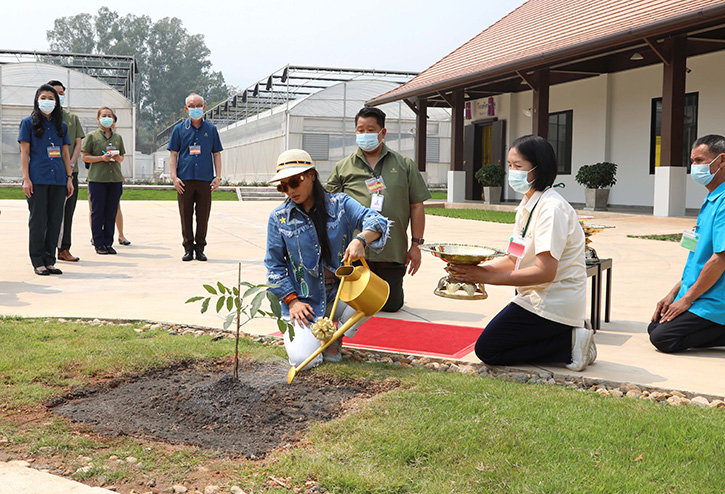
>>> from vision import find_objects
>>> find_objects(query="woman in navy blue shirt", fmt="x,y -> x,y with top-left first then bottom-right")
19,84 -> 74,276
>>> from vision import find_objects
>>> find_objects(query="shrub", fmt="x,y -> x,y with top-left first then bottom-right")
474,163 -> 506,187
575,162 -> 617,189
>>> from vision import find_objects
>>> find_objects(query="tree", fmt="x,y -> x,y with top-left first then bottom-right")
47,7 -> 229,151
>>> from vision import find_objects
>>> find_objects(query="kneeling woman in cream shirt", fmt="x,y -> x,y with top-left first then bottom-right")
448,135 -> 593,371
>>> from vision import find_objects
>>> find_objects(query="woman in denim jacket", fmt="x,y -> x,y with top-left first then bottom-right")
265,149 -> 390,370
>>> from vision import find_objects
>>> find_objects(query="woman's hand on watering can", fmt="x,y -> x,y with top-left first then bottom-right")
342,238 -> 366,263
288,299 -> 315,326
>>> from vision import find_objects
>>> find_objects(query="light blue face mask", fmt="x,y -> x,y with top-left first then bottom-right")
188,107 -> 204,120
38,99 -> 56,115
59,95 -> 65,106
356,131 -> 382,152
508,167 -> 537,193
99,117 -> 114,128
691,154 -> 722,186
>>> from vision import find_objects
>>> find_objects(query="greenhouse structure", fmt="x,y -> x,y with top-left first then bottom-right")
0,56 -> 138,181
154,66 -> 452,185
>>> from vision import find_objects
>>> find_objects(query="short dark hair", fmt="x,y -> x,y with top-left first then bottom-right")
693,134 -> 725,156
355,107 -> 386,128
47,80 -> 65,90
510,135 -> 558,191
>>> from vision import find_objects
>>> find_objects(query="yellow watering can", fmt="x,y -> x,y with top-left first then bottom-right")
287,258 -> 389,384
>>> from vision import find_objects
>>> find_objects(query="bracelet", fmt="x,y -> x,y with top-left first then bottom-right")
67,175 -> 73,179
354,235 -> 367,247
283,293 -> 298,305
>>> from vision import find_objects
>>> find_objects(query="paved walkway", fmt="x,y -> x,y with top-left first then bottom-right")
1,197 -> 723,400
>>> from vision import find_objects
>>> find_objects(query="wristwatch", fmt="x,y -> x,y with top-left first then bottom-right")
411,237 -> 424,245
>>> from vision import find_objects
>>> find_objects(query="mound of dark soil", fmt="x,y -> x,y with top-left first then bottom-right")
52,361 -> 389,458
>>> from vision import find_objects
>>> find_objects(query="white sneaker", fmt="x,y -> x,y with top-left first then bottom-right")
588,340 -> 597,365
566,324 -> 595,371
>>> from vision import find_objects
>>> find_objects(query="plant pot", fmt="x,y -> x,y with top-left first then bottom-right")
482,186 -> 502,204
585,188 -> 610,211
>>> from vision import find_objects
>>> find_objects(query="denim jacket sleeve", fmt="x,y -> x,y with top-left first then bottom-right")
339,194 -> 391,254
264,209 -> 296,302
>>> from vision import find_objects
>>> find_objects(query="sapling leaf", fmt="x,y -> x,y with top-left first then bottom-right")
267,290 -> 282,318
216,296 -> 225,313
233,286 -> 239,296
203,284 -> 217,295
226,296 -> 233,312
243,285 -> 266,299
277,318 -> 288,334
223,312 -> 235,330
234,297 -> 242,310
185,296 -> 204,303
250,291 -> 265,317
201,297 -> 211,313
217,282 -> 227,294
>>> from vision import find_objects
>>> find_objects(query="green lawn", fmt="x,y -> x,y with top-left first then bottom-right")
628,233 -> 681,242
426,207 -> 516,223
430,190 -> 446,200
2,317 -> 725,492
0,187 -> 239,201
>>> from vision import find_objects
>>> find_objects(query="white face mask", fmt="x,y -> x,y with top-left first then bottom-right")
38,99 -> 56,115
508,167 -> 536,193
691,154 -> 721,186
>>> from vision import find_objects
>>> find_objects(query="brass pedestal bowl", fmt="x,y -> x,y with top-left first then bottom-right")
420,243 -> 506,300
579,221 -> 615,263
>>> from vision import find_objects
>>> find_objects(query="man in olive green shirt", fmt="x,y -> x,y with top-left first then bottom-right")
81,107 -> 126,254
327,107 -> 430,312
49,80 -> 85,262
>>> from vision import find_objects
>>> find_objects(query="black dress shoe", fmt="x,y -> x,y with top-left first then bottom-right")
195,250 -> 207,261
95,246 -> 109,255
34,267 -> 50,276
182,250 -> 194,261
46,266 -> 63,275
105,246 -> 117,255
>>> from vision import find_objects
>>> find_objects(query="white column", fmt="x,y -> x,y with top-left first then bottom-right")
447,170 -> 466,203
653,166 -> 687,217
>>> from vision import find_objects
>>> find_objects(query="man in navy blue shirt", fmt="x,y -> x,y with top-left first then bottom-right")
168,93 -> 223,261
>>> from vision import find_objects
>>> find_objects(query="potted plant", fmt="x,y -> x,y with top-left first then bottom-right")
475,163 -> 506,204
575,162 -> 617,211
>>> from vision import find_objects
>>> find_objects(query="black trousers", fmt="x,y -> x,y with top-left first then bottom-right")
89,182 -> 123,248
367,261 -> 406,312
27,184 -> 66,268
475,303 -> 573,366
177,180 -> 212,252
59,171 -> 79,251
648,310 -> 725,353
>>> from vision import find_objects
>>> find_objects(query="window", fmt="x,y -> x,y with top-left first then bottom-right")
302,134 -> 330,161
426,136 -> 441,163
650,92 -> 698,173
548,110 -> 573,174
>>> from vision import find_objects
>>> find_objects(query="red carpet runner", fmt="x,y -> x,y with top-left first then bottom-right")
341,316 -> 481,359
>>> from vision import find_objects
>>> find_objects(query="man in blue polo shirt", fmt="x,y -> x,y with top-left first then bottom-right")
649,134 -> 725,353
169,93 -> 223,261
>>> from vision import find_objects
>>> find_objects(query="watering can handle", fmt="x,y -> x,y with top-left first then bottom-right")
344,258 -> 369,269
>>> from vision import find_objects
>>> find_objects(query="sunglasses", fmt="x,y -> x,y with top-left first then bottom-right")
277,174 -> 306,193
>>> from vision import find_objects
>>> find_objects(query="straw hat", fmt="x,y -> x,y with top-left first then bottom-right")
268,149 -> 315,183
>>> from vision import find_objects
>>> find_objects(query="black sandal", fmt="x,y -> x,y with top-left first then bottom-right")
34,267 -> 50,276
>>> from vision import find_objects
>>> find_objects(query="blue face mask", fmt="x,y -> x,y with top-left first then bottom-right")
356,131 -> 382,152
99,117 -> 114,128
38,99 -> 56,115
508,167 -> 536,193
691,155 -> 721,186
188,107 -> 204,120
58,95 -> 65,106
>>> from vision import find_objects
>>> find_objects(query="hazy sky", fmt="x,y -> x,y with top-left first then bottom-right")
1,0 -> 527,91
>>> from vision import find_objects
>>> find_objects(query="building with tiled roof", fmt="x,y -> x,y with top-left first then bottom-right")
368,0 -> 725,215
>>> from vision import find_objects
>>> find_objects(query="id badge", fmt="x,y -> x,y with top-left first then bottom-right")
507,235 -> 526,258
106,146 -> 119,157
680,229 -> 700,252
189,145 -> 201,156
365,176 -> 386,194
47,146 -> 61,158
371,193 -> 384,212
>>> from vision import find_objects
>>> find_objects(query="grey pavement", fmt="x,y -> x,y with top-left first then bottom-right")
1,197 -> 723,398
2,196 -> 724,492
